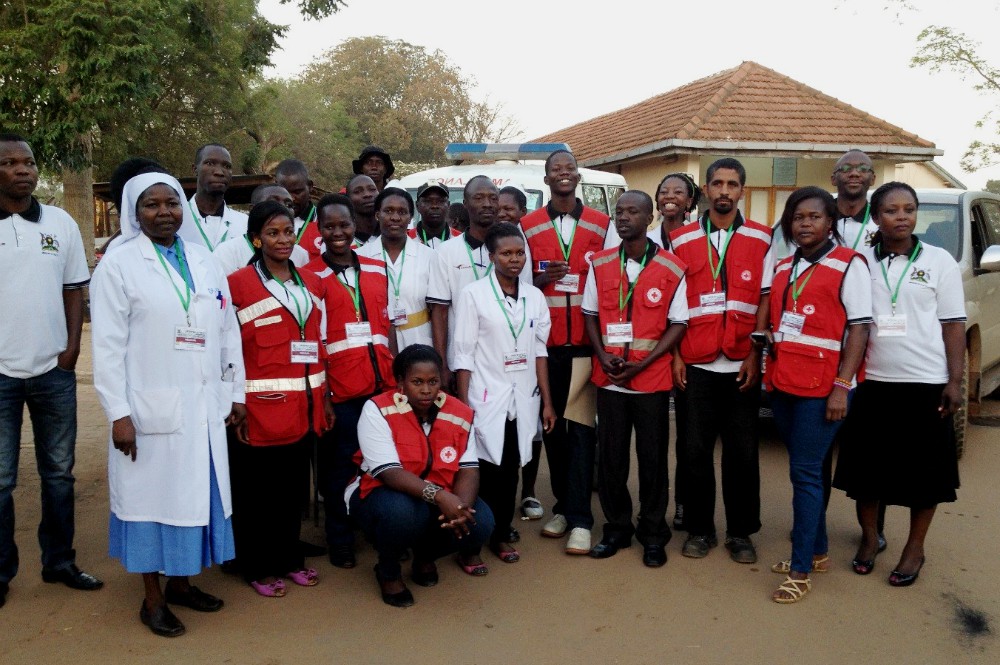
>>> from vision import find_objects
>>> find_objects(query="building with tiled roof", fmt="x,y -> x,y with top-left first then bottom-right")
532,61 -> 960,225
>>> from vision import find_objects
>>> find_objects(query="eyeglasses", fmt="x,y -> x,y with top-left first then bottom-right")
834,164 -> 874,174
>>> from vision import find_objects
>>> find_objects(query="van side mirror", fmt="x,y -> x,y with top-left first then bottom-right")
980,245 -> 1000,273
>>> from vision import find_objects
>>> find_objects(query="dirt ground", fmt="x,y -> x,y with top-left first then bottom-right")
2,326 -> 997,664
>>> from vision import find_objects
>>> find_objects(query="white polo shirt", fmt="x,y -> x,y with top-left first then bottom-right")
0,201 -> 90,378
861,241 -> 966,383
358,236 -> 436,350
186,194 -> 249,252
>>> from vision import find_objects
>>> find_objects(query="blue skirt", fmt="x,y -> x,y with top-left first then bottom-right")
109,450 -> 235,577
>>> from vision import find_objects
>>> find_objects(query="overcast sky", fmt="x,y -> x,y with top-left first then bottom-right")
259,0 -> 1000,188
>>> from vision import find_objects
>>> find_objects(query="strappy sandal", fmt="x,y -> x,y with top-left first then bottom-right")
771,555 -> 829,574
772,576 -> 811,604
285,568 -> 319,586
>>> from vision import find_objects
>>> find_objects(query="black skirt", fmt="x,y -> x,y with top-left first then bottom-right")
833,381 -> 959,507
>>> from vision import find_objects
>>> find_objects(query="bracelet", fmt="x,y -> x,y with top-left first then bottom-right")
421,482 -> 442,504
832,377 -> 852,391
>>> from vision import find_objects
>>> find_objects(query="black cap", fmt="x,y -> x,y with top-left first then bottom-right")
416,180 -> 449,199
352,145 -> 395,179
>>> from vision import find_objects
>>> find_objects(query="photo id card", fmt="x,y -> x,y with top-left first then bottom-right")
290,340 -> 320,364
174,326 -> 207,351
605,322 -> 634,344
699,291 -> 726,314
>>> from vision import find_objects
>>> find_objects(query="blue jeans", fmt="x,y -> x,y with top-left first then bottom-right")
351,487 -> 494,580
770,390 -> 850,574
0,367 -> 78,583
319,396 -> 369,548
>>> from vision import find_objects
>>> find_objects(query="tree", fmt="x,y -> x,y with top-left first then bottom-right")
985,179 -> 1000,195
911,25 -> 1000,172
303,36 -> 519,164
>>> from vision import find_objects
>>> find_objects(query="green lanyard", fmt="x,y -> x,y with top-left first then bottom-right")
617,244 -> 649,319
550,215 -> 578,261
488,275 -> 527,348
705,219 -> 735,290
335,266 -> 363,322
382,245 -> 406,298
283,270 -> 311,334
790,259 -> 819,313
849,203 -> 871,250
152,241 -> 193,324
189,200 -> 228,251
295,205 -> 316,244
878,240 -> 921,315
419,224 -> 448,246
464,240 -> 493,280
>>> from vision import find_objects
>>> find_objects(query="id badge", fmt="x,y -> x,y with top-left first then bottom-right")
877,314 -> 908,337
605,322 -> 634,344
391,307 -> 408,326
290,340 -> 319,364
345,321 -> 373,344
174,326 -> 207,351
554,273 -> 580,293
700,291 -> 726,314
778,311 -> 806,336
503,351 -> 528,372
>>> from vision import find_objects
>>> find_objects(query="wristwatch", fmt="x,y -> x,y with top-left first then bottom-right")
422,482 -> 442,504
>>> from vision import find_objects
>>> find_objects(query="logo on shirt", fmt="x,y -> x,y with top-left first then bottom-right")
646,287 -> 662,304
40,233 -> 60,255
910,267 -> 930,284
440,446 -> 457,464
864,230 -> 876,245
803,304 -> 816,315
741,269 -> 753,282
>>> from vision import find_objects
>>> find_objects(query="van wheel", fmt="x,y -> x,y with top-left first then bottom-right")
954,352 -> 969,460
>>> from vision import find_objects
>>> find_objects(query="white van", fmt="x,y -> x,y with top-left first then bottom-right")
392,143 -> 628,219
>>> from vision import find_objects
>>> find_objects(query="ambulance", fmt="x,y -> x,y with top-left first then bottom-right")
392,143 -> 628,219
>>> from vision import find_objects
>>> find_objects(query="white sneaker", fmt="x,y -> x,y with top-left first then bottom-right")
520,496 -> 544,520
541,514 -> 568,538
565,527 -> 591,555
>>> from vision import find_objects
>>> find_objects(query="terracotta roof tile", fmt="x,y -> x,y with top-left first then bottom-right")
532,61 -> 935,163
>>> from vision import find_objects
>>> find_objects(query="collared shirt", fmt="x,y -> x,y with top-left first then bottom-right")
522,198 -> 621,269
160,236 -> 195,291
835,203 -> 878,251
1,199 -> 90,378
187,194 -> 249,251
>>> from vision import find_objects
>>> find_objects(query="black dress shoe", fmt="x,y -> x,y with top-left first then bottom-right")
589,538 -> 632,559
164,585 -> 224,612
139,602 -> 186,637
41,565 -> 104,591
642,545 -> 668,568
0,580 -> 8,609
374,566 -> 414,608
888,557 -> 925,587
299,540 -> 327,557
329,544 -> 357,569
411,562 -> 439,588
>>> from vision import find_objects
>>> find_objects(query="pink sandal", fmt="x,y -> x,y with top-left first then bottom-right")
457,557 -> 489,576
250,579 -> 286,597
285,568 -> 319,587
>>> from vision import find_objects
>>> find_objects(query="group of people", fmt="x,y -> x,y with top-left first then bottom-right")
0,132 -> 964,632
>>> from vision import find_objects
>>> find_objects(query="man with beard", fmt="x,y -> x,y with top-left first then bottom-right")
668,158 -> 773,565
186,144 -> 248,252
352,145 -> 395,193
409,181 -> 459,249
274,159 -> 322,262
346,174 -> 379,248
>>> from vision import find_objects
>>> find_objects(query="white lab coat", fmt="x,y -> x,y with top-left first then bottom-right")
91,233 -> 245,526
452,273 -> 551,466
358,236 -> 435,349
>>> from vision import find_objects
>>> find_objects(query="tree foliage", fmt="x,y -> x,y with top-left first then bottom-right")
911,25 -> 1000,171
303,36 -> 519,164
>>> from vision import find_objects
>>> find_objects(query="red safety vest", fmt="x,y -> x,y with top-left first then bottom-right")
359,391 -> 475,499
669,216 -> 772,364
767,245 -> 860,398
228,265 -> 328,445
521,202 -> 611,347
407,225 -> 461,246
588,245 -> 687,393
306,253 -> 396,402
297,221 -> 325,264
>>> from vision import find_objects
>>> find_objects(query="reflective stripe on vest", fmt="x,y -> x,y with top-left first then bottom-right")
245,370 -> 326,394
237,296 -> 283,325
688,299 -> 759,318
436,411 -> 473,432
546,294 -> 584,308
577,219 -> 609,239
326,333 -> 391,355
601,336 -> 659,351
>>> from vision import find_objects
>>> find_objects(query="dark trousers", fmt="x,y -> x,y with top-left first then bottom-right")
319,395 -> 370,547
683,365 -> 761,538
229,434 -> 309,582
672,387 -> 689,508
478,419 -> 521,546
596,389 -> 672,547
352,488 -> 494,580
542,347 -> 596,529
